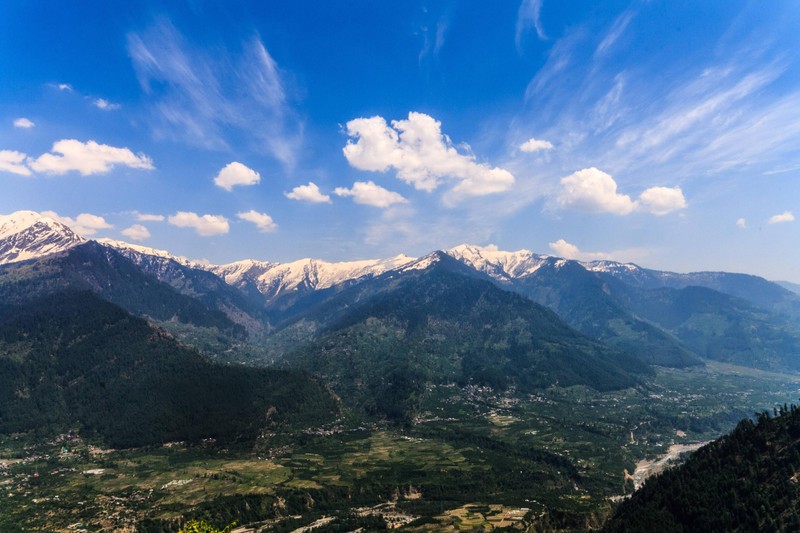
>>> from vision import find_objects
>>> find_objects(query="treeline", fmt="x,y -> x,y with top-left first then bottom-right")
0,291 -> 337,447
603,405 -> 800,532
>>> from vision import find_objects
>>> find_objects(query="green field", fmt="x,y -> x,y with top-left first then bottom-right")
2,363 -> 799,532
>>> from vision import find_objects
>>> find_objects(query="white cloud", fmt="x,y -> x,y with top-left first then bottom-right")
27,139 -> 154,175
13,118 -> 34,128
213,161 -> 261,191
556,167 -> 637,215
556,167 -> 686,216
41,211 -> 113,236
736,218 -> 747,229
638,186 -> 687,215
56,83 -> 73,91
136,213 -> 165,222
768,211 -> 795,224
168,211 -> 229,236
334,181 -> 408,208
516,0 -> 547,48
127,20 -> 301,165
0,150 -> 32,176
121,224 -> 151,241
237,210 -> 278,233
285,182 -> 331,203
343,112 -> 514,200
548,239 -> 611,261
93,98 -> 120,110
519,137 -> 553,152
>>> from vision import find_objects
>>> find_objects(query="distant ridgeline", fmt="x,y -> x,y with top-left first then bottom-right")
603,405 -> 800,532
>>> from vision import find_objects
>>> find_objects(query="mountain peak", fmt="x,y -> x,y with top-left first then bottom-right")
0,210 -> 85,264
445,243 -> 550,281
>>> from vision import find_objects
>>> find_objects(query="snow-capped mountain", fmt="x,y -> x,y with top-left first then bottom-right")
445,243 -> 556,281
210,254 -> 416,304
0,210 -> 85,264
97,238 -> 201,269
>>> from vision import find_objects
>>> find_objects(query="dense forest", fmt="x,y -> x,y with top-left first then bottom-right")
0,290 -> 337,447
604,405 -> 800,532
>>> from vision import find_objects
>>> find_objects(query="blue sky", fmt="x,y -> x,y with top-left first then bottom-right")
1,1 -> 799,281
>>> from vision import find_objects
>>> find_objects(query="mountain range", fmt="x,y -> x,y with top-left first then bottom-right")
2,210 -> 800,376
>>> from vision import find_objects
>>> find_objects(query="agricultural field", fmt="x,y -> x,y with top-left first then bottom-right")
2,362 -> 800,532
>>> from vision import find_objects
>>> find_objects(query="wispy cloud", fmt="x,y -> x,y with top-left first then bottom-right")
13,118 -> 34,129
93,98 -> 120,110
127,19 -> 301,166
768,211 -> 794,224
516,0 -> 547,50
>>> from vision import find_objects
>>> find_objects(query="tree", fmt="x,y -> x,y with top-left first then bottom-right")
178,520 -> 236,533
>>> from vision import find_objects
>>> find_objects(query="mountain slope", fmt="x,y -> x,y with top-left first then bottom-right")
603,407 -> 800,532
587,260 -> 800,322
0,291 -> 337,447
0,241 -> 245,338
611,285 -> 800,371
283,253 -> 652,421
445,245 -> 700,367
98,239 -> 270,335
0,210 -> 85,264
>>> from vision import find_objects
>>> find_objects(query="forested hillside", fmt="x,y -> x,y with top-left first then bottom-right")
0,291 -> 337,447
604,406 -> 800,532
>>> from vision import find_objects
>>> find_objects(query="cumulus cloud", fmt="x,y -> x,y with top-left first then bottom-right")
214,162 -> 260,191
136,213 -> 165,222
42,210 -> 113,236
285,182 -> 331,203
769,211 -> 795,224
0,150 -> 32,176
556,167 -> 686,216
13,118 -> 34,128
27,139 -> 154,175
55,83 -> 73,91
93,98 -> 120,110
519,137 -> 553,152
237,210 -> 278,233
548,239 -> 612,261
121,224 -> 151,241
736,218 -> 747,229
343,112 -> 515,200
334,181 -> 408,208
168,211 -> 229,236
557,167 -> 637,215
638,186 -> 687,215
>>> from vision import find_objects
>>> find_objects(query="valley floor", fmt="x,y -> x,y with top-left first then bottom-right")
2,362 -> 799,532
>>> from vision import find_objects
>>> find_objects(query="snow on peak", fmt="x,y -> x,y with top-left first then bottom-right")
97,238 -> 199,268
0,210 -> 85,264
0,210 -> 65,239
445,243 -> 549,280
398,251 -> 446,272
